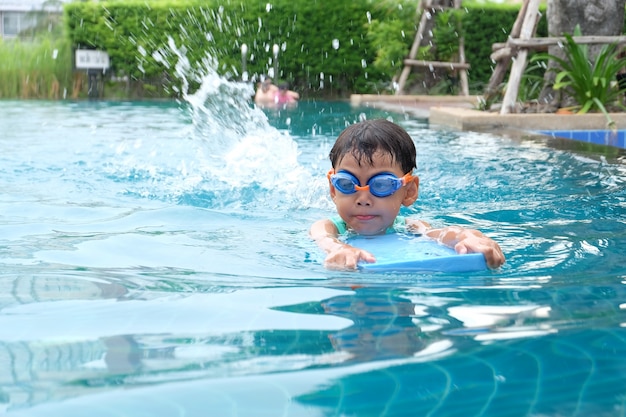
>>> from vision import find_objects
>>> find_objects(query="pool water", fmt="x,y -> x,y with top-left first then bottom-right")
1,73 -> 626,416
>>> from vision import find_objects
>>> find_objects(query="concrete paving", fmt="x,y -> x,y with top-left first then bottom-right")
350,94 -> 626,131
350,94 -> 479,119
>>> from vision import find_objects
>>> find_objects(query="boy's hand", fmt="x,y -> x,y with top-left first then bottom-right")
324,245 -> 376,270
310,219 -> 376,270
426,226 -> 505,269
455,230 -> 505,269
446,228 -> 505,269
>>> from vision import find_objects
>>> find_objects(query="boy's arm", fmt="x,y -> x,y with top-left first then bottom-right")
310,219 -> 376,270
407,219 -> 505,269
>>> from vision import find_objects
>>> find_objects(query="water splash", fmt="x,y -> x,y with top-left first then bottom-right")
130,37 -> 323,210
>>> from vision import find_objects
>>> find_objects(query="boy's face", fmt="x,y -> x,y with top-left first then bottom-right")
330,151 -> 419,235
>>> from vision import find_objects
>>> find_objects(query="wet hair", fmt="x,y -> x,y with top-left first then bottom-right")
329,119 -> 417,174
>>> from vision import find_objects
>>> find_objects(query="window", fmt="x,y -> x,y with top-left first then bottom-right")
2,12 -> 36,38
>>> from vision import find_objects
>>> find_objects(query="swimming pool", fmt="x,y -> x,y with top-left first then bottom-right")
1,73 -> 626,416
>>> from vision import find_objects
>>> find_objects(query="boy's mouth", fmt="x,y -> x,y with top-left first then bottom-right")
355,215 -> 376,221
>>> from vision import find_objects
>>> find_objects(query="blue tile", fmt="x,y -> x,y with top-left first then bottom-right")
537,130 -> 626,149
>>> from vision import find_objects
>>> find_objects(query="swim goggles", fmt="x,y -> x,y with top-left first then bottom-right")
327,169 -> 415,198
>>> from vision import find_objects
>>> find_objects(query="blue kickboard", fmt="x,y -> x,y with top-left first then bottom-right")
346,233 -> 487,273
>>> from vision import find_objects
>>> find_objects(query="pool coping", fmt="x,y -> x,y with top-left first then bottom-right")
428,106 -> 626,132
350,94 -> 626,131
350,94 -> 626,151
350,94 -> 479,120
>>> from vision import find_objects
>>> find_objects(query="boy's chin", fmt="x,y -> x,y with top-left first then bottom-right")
353,227 -> 388,236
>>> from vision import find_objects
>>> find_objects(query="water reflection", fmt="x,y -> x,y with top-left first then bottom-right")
0,274 -> 128,306
2,278 -> 626,415
323,288 -> 427,361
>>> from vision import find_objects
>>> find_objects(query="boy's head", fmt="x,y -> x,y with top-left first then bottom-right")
327,119 -> 419,235
329,119 -> 416,174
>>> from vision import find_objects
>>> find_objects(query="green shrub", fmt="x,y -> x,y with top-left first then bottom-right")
462,3 -> 548,92
0,36 -> 73,99
365,0 -> 417,90
533,28 -> 626,125
64,0 -> 390,98
0,0 -> 569,100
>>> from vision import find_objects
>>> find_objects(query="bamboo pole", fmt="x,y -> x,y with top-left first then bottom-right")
484,0 -> 530,102
396,0 -> 432,95
500,0 -> 541,114
403,59 -> 470,69
492,35 -> 626,52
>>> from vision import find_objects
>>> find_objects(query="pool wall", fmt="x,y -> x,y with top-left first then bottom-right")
538,129 -> 626,148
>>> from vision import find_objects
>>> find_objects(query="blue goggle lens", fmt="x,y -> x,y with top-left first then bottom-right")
330,171 -> 407,198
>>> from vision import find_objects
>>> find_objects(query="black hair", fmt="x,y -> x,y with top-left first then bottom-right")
329,119 -> 417,174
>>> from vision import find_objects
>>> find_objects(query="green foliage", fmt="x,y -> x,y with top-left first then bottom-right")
462,3 -> 548,91
365,0 -> 417,87
433,9 -> 463,62
0,0 -> 575,100
0,0 -> 73,99
367,1 -> 549,95
533,28 -> 626,123
518,59 -> 545,102
64,0 -> 390,98
0,35 -> 73,98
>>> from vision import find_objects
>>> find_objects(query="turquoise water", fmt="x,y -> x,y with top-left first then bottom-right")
1,87 -> 626,416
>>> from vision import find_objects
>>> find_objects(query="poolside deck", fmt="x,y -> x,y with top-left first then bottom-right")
351,94 -> 626,130
350,94 -> 479,120
351,94 -> 626,149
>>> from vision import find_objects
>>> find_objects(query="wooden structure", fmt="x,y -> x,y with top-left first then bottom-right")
487,0 -> 626,114
395,0 -> 469,96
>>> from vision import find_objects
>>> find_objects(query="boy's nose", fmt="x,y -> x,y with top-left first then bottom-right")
355,190 -> 372,205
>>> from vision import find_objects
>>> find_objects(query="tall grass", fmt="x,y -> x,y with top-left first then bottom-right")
0,36 -> 74,99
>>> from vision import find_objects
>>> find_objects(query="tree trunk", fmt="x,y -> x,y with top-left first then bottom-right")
537,0 -> 626,109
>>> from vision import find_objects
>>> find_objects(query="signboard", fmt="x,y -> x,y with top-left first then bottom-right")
75,49 -> 110,70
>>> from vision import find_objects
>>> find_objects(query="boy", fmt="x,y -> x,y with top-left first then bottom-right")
310,119 -> 505,271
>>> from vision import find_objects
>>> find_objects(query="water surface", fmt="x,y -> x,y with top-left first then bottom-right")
1,95 -> 626,416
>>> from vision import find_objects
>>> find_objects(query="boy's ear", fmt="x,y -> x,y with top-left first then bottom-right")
402,176 -> 419,206
329,182 -> 337,200
327,169 -> 337,200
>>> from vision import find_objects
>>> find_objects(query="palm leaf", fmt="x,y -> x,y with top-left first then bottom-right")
533,26 -> 626,114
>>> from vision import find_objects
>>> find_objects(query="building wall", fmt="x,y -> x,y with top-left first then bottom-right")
0,0 -> 66,39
